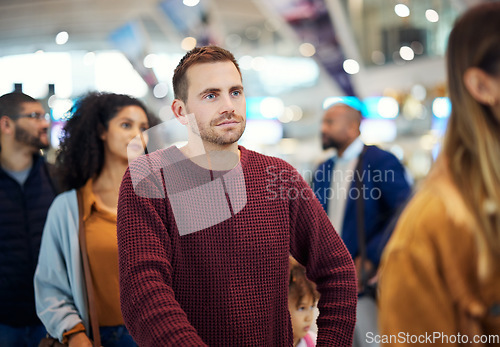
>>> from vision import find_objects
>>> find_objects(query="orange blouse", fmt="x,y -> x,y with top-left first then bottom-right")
79,179 -> 123,327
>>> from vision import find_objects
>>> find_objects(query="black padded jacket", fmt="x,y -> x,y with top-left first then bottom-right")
0,154 -> 57,326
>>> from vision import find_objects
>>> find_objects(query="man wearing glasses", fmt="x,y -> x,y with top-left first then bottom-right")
0,92 -> 57,346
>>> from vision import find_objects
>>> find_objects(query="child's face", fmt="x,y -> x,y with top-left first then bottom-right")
288,294 -> 315,343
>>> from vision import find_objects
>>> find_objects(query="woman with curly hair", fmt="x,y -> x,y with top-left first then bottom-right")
34,92 -> 157,347
378,2 -> 500,344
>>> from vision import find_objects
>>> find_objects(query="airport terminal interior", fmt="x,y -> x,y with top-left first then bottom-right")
0,0 -> 491,183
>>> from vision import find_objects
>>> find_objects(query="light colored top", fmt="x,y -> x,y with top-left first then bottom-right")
327,137 -> 364,234
34,189 -> 90,342
297,331 -> 317,347
34,180 -> 124,343
80,179 -> 123,326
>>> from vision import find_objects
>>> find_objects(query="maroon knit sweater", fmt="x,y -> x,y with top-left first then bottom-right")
117,146 -> 356,346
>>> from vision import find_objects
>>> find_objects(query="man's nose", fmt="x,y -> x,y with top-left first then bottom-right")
220,94 -> 235,115
40,118 -> 50,128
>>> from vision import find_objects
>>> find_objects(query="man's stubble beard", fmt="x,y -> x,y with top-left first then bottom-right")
15,124 -> 49,150
321,133 -> 342,151
193,112 -> 246,146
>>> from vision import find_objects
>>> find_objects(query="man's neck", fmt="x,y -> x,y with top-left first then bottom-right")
337,143 -> 352,158
180,142 -> 240,171
0,142 -> 36,172
337,136 -> 359,158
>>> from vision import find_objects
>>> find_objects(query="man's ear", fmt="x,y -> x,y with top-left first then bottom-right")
346,117 -> 360,139
463,67 -> 498,106
0,116 -> 13,134
171,99 -> 189,125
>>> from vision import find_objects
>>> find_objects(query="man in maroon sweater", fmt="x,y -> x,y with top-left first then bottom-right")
117,46 -> 357,346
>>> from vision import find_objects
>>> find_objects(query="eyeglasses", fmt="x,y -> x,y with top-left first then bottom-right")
17,112 -> 50,121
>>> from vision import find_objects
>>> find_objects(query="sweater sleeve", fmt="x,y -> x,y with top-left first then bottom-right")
34,191 -> 87,342
288,169 -> 357,346
117,167 -> 207,346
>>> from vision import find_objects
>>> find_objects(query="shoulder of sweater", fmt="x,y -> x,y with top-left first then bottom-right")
388,182 -> 474,252
125,148 -> 173,182
241,146 -> 296,171
425,176 -> 475,231
129,148 -> 167,168
382,190 -> 445,264
382,183 -> 483,293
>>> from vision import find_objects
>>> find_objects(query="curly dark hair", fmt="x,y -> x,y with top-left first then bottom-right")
56,91 -> 158,191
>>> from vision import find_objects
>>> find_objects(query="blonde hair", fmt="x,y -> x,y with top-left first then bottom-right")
443,2 -> 500,276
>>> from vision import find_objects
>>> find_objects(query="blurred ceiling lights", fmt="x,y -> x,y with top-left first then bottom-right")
55,31 -> 69,45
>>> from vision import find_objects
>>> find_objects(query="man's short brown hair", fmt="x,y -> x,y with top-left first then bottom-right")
172,45 -> 241,102
0,92 -> 38,120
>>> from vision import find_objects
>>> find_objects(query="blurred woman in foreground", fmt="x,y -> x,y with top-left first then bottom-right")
378,3 -> 500,345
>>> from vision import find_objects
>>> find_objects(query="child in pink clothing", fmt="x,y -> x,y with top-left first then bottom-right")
288,257 -> 320,347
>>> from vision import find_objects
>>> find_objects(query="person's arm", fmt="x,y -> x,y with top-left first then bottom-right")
288,168 -> 357,346
311,159 -> 333,213
67,331 -> 92,347
117,167 -> 207,346
34,191 -> 88,342
63,324 -> 91,346
366,152 -> 412,266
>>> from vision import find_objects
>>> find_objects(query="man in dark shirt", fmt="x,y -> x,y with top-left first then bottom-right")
0,92 -> 57,346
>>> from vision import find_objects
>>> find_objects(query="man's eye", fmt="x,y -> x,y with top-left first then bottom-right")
231,90 -> 241,97
205,94 -> 216,100
121,123 -> 131,129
